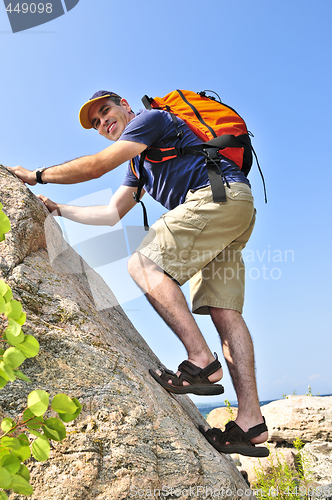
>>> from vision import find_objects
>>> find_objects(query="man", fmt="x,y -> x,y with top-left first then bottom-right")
9,90 -> 269,457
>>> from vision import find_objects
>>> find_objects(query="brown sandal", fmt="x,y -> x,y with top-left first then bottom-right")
199,418 -> 269,457
149,353 -> 224,395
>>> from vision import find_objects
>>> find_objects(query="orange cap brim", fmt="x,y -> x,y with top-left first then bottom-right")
79,95 -> 112,129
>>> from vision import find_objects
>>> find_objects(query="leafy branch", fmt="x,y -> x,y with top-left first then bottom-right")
0,202 -> 82,498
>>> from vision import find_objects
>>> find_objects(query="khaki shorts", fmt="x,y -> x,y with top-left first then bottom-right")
136,182 -> 256,315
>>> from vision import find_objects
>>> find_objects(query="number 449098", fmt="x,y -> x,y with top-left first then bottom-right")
6,3 -> 53,14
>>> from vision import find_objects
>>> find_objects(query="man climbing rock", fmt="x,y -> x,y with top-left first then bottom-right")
9,90 -> 269,457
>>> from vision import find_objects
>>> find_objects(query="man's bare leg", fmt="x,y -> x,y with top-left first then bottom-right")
127,252 -> 223,383
209,307 -> 268,444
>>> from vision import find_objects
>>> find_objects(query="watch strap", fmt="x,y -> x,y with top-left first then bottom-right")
35,168 -> 47,184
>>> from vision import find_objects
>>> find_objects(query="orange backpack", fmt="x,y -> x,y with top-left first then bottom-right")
142,89 -> 253,175
133,90 -> 266,229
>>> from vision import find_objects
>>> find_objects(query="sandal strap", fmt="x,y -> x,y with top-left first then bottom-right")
200,353 -> 221,378
205,427 -> 225,442
178,353 -> 221,380
244,417 -> 268,441
206,417 -> 268,447
158,353 -> 222,388
159,368 -> 183,387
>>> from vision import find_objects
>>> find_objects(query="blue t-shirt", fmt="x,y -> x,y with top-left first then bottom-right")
120,109 -> 250,210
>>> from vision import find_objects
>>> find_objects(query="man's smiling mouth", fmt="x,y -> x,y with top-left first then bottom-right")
107,122 -> 116,133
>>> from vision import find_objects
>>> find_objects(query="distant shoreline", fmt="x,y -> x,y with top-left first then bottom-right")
196,394 -> 332,419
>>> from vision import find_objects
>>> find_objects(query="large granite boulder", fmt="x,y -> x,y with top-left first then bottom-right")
207,396 -> 332,487
261,395 -> 332,445
207,407 -> 238,429
0,165 -> 251,500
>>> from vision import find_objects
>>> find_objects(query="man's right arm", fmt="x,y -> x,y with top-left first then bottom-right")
9,140 -> 147,186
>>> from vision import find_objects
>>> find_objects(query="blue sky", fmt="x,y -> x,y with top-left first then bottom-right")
1,0 -> 331,404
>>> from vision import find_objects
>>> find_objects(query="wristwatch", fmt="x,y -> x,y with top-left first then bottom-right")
35,168 -> 48,184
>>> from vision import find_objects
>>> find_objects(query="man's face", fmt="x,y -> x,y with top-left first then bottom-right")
88,97 -> 133,140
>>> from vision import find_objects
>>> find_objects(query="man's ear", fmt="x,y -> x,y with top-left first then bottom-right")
120,98 -> 132,112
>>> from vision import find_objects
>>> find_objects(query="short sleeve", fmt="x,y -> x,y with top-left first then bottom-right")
118,109 -> 168,147
122,160 -> 139,187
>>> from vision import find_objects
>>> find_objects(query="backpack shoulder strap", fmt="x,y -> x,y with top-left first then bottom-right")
130,158 -> 138,179
132,151 -> 149,230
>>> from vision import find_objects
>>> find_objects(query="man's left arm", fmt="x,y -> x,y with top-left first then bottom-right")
8,140 -> 147,185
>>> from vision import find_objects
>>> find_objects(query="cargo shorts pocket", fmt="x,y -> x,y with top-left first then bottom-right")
160,208 -> 208,265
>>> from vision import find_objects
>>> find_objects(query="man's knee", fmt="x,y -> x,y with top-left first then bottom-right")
127,252 -> 149,279
127,252 -> 162,282
209,307 -> 242,324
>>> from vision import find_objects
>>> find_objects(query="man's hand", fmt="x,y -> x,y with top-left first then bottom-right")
8,166 -> 37,185
37,195 -> 60,215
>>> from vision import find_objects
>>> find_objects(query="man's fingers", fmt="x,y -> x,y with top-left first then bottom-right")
7,166 -> 22,174
35,194 -> 58,215
6,166 -> 36,185
36,194 -> 47,202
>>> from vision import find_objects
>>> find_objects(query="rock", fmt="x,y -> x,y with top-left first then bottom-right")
205,395 -> 332,487
238,444 -> 332,492
310,483 -> 332,499
0,165 -> 252,499
253,395 -> 332,488
206,407 -> 238,429
303,441 -> 332,484
261,395 -> 332,445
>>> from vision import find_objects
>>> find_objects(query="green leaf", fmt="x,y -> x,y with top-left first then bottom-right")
3,347 -> 26,369
15,312 -> 26,326
0,448 -> 10,459
32,436 -> 50,461
10,439 -> 31,461
9,473 -> 33,496
5,300 -> 23,320
0,211 -> 11,235
28,390 -> 49,416
1,418 -> 14,433
3,288 -> 12,303
17,433 -> 29,447
13,369 -> 32,383
16,335 -> 39,358
17,463 -> 30,481
0,377 -> 8,389
22,408 -> 35,420
57,398 -> 82,423
51,394 -> 78,414
1,437 -> 20,450
0,489 -> 8,500
43,418 -> 66,442
12,447 -> 31,462
0,466 -> 12,489
0,455 -> 20,475
4,319 -> 24,346
4,319 -> 21,337
5,330 -> 25,347
0,281 -> 8,297
0,296 -> 5,314
0,362 -> 16,382
28,430 -> 43,439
